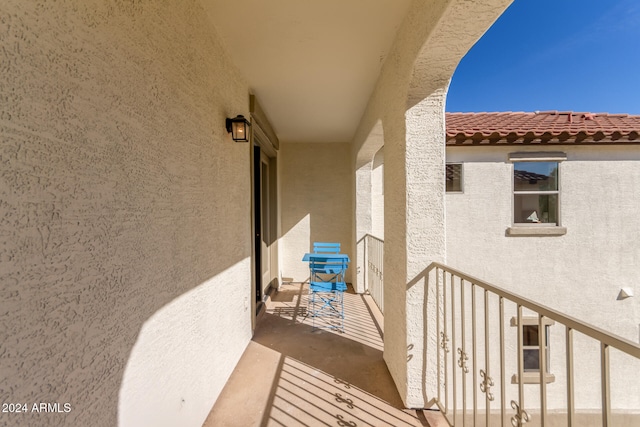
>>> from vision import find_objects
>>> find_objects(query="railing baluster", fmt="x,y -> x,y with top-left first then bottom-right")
482,290 -> 493,427
601,343 -> 611,427
500,297 -> 505,427
460,279 -> 467,427
472,284 -> 478,427
363,234 -> 368,296
539,314 -> 547,427
513,304 -> 528,427
443,269 -> 449,415
566,326 -> 574,426
452,273 -> 457,425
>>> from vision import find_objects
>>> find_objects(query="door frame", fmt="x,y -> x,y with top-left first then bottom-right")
250,96 -> 280,327
253,146 -> 271,304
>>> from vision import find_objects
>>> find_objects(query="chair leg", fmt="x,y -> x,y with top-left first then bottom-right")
307,288 -> 344,332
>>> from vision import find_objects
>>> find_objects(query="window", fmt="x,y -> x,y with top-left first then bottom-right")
511,317 -> 555,384
507,152 -> 567,236
522,324 -> 550,372
446,163 -> 462,192
513,161 -> 558,224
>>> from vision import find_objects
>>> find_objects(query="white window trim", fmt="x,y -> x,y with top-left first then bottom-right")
508,152 -> 567,162
507,152 -> 566,236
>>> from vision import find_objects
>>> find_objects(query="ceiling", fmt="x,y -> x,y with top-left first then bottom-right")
202,0 -> 412,143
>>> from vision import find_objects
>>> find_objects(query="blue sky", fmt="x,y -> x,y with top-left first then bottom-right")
446,0 -> 640,114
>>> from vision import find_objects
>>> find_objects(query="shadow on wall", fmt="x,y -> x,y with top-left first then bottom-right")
118,260 -> 252,427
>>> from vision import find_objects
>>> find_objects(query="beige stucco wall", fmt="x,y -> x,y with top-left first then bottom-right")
446,145 -> 640,410
371,150 -> 385,239
279,142 -> 354,283
349,0 -> 512,408
1,1 -> 253,426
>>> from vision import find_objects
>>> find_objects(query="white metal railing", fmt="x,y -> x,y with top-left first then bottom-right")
364,234 -> 384,313
427,262 -> 640,427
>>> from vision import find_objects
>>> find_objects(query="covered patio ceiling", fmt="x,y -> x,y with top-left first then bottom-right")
202,0 -> 412,144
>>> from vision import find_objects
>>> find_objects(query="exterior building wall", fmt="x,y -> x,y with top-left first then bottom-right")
445,144 -> 640,410
371,150 -> 385,239
349,0 -> 512,407
1,1 -> 253,426
355,165 -> 373,293
279,142 -> 354,283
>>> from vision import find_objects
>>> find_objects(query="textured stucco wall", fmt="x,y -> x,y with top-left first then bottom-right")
279,143 -> 353,283
446,145 -> 640,410
371,149 -> 385,239
349,0 -> 512,408
355,165 -> 372,293
0,2 -> 253,426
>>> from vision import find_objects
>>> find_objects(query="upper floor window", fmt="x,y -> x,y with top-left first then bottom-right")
507,152 -> 567,236
513,161 -> 559,225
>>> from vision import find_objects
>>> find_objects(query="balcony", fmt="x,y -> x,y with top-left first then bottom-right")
204,255 -> 640,427
202,282 -> 441,426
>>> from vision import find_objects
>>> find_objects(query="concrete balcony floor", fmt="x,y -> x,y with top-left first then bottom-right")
202,282 -> 436,427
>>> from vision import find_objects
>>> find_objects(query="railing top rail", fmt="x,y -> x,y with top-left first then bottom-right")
431,262 -> 640,359
363,233 -> 384,244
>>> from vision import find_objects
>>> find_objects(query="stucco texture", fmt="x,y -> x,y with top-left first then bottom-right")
279,142 -> 354,283
446,146 -> 640,340
349,0 -> 512,408
446,145 -> 640,410
1,1 -> 252,426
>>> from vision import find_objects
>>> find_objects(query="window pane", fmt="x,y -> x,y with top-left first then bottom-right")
523,349 -> 540,372
523,325 -> 539,346
446,164 -> 462,192
514,162 -> 558,191
514,194 -> 558,224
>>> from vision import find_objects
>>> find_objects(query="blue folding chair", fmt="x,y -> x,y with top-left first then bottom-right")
307,246 -> 348,332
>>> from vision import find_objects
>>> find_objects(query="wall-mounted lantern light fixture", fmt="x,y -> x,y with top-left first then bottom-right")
226,115 -> 251,142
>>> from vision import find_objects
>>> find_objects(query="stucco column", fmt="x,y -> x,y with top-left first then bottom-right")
355,164 -> 373,294
383,90 -> 447,408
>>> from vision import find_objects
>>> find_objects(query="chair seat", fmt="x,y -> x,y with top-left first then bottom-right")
310,281 -> 347,292
309,266 -> 344,274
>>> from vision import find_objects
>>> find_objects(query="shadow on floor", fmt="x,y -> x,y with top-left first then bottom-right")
202,283 -> 430,427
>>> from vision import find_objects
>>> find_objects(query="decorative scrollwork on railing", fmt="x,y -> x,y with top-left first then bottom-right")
510,400 -> 531,426
439,332 -> 450,353
457,348 -> 469,373
479,369 -> 495,401
335,393 -> 354,409
334,377 -> 351,389
336,414 -> 357,427
368,261 -> 383,278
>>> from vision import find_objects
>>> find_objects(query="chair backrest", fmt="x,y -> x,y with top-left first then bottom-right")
313,242 -> 340,254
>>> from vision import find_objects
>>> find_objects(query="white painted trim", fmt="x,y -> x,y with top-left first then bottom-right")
508,151 -> 567,162
507,226 -> 567,236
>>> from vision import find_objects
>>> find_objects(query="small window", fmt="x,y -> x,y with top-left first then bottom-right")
446,163 -> 462,192
522,324 -> 550,373
513,161 -> 559,224
511,317 -> 555,384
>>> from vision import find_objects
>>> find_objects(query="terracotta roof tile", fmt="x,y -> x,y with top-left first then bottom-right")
446,111 -> 640,145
